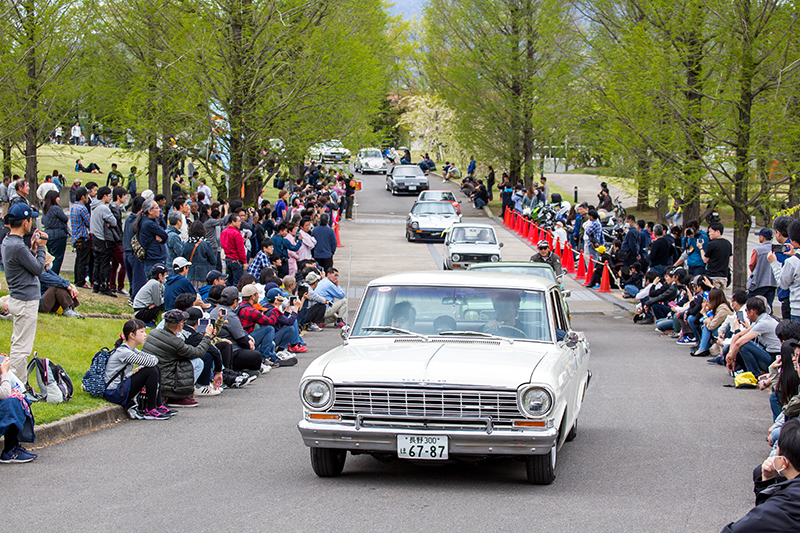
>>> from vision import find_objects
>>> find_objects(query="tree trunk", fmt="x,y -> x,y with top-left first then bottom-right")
2,137 -> 11,179
23,0 -> 39,206
731,0 -> 754,291
681,5 -> 704,228
148,135 -> 159,192
161,137 -> 171,197
636,154 -> 649,209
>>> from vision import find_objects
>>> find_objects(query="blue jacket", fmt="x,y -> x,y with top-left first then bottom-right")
40,269 -> 70,296
311,225 -> 337,259
198,284 -> 211,302
42,205 -> 70,241
139,216 -> 169,264
621,226 -> 639,259
638,229 -> 651,256
467,160 -> 476,175
270,233 -> 301,259
164,272 -> 196,310
573,213 -> 582,239
683,230 -> 708,268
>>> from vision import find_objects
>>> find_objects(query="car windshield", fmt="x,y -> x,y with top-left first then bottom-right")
362,149 -> 381,158
412,203 -> 456,215
421,191 -> 455,202
449,227 -> 497,244
470,264 -> 556,282
352,286 -> 552,342
394,166 -> 424,177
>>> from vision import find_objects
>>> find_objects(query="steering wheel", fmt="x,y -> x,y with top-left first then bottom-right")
496,324 -> 528,339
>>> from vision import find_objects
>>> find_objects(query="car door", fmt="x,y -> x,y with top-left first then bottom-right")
549,289 -> 580,435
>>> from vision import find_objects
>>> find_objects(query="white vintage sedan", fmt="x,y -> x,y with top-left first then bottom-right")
406,201 -> 461,242
443,222 -> 503,269
297,271 -> 591,484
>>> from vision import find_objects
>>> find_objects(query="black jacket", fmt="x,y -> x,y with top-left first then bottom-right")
721,476 -> 800,532
622,227 -> 640,259
648,281 -> 678,305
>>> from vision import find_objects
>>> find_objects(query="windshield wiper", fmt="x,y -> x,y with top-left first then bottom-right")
362,326 -> 429,340
437,330 -> 514,343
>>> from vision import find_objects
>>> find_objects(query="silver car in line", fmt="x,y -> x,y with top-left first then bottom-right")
385,165 -> 428,195
406,201 -> 461,242
297,270 -> 591,484
355,148 -> 387,174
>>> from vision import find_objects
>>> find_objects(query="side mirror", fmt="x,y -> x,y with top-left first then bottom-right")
499,242 -> 504,248
564,331 -> 579,349
563,290 -> 572,298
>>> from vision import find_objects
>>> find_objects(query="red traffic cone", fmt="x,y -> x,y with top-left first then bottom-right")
554,238 -> 562,257
503,209 -> 510,227
598,262 -> 612,293
532,224 -> 540,243
516,213 -> 523,235
546,231 -> 553,248
575,250 -> 586,280
583,256 -> 594,286
522,219 -> 530,239
563,245 -> 576,274
332,212 -> 344,248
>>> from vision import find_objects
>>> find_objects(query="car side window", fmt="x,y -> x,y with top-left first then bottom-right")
549,290 -> 567,341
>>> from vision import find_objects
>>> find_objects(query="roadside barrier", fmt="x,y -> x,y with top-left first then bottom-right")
563,244 -> 576,274
576,250 -> 587,280
333,212 -> 344,248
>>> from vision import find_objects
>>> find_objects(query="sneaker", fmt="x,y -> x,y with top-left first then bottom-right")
127,405 -> 145,419
333,320 -> 346,329
669,332 -> 681,338
277,354 -> 298,367
307,323 -> 322,332
142,408 -> 171,420
117,288 -> 129,296
676,337 -> 696,345
157,404 -> 178,416
14,445 -> 36,458
0,447 -> 35,463
288,344 -> 308,353
62,307 -> 85,319
260,363 -> 272,375
194,384 -> 222,396
232,373 -> 251,388
166,398 -> 199,408
100,289 -> 118,298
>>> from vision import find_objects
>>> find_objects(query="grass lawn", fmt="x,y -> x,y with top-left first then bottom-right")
1,271 -> 131,425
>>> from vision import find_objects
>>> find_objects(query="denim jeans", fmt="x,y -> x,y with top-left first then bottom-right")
737,340 -> 775,375
650,264 -> 667,277
651,303 -> 671,320
625,284 -> 639,298
698,326 -> 718,352
191,357 -> 204,384
688,265 -> 705,276
226,259 -> 243,288
475,198 -> 487,209
46,236 -> 68,275
655,318 -> 674,332
274,325 -> 300,350
124,252 -> 147,300
249,325 -> 276,360
770,391 -> 782,421
686,314 -> 701,341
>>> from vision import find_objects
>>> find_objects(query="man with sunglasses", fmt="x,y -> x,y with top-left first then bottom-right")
530,240 -> 562,277
721,417 -> 800,531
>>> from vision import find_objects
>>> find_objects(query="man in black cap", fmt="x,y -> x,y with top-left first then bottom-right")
198,269 -> 227,303
748,227 -> 777,309
1,203 -> 48,382
142,308 -> 214,408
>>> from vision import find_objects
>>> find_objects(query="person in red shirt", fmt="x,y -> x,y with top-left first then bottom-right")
220,214 -> 247,287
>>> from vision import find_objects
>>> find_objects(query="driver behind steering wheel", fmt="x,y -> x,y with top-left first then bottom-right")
481,291 -> 527,338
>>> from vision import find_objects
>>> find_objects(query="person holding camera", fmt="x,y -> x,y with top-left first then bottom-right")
1,203 -> 47,384
699,222 -> 732,290
748,228 -> 778,310
768,218 -> 800,322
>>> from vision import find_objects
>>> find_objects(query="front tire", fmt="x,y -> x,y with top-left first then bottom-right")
406,230 -> 413,242
565,418 -> 577,442
310,447 -> 347,477
525,445 -> 556,485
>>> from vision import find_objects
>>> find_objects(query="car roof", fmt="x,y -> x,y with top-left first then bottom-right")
393,165 -> 421,169
366,270 -> 556,291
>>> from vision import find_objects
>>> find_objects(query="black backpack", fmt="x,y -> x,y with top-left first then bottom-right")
27,355 -> 74,404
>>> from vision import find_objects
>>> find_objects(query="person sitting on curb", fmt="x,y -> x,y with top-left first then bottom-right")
209,286 -> 276,373
260,288 -> 305,361
164,257 -> 207,311
314,267 -> 347,328
299,271 -> 331,331
726,297 -> 781,376
690,288 -> 733,358
182,307 -> 224,397
133,264 -> 168,326
141,309 -> 214,409
106,319 -> 172,420
0,353 -> 38,463
530,240 -> 562,277
39,253 -> 83,318
721,417 -> 800,532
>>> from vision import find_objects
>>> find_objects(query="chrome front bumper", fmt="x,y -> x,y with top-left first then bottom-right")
297,420 -> 558,456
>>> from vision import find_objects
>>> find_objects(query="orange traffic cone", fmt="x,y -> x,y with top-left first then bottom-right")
575,250 -> 586,280
546,230 -> 553,248
583,256 -> 594,286
522,219 -> 529,239
516,213 -> 523,235
563,244 -> 576,274
598,262 -> 612,293
333,212 -> 344,248
529,224 -> 537,244
503,209 -> 510,227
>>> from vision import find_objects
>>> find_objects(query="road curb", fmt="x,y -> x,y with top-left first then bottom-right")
0,404 -> 128,450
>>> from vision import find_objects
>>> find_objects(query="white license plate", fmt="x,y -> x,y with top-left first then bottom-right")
408,185 -> 417,191
397,435 -> 448,460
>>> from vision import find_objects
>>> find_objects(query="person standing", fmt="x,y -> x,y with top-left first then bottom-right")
467,156 -> 476,178
1,203 -> 47,383
137,199 -> 169,278
344,175 -> 356,220
768,218 -> 800,321
311,213 -> 337,271
108,187 -> 127,295
71,121 -> 81,146
89,186 -> 118,297
700,221 -> 732,291
647,224 -> 672,276
772,215 -> 794,319
540,176 -> 550,202
621,214 -> 640,267
41,190 -> 69,275
123,197 -> 147,301
0,175 -> 10,217
197,178 -> 212,205
70,186 -> 92,287
486,166 -> 495,201
220,214 -> 247,287
748,228 -> 778,310
36,175 -> 58,205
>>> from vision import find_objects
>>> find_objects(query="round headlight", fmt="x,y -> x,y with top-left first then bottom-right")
491,255 -> 500,262
451,254 -> 460,262
301,379 -> 333,411
411,221 -> 419,230
520,386 -> 553,417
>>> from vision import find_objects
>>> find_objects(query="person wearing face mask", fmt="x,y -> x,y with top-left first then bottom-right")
721,417 -> 800,532
621,214 -> 640,267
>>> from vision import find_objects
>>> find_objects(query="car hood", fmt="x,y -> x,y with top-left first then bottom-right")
360,157 -> 384,164
410,214 -> 459,226
320,340 -> 551,389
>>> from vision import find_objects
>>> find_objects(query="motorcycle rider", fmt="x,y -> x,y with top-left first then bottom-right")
530,240 -> 563,276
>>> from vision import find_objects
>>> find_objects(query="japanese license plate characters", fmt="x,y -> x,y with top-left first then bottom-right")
397,435 -> 448,460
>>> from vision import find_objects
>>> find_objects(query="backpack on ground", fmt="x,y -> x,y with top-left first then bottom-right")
27,354 -> 74,404
82,347 -> 114,398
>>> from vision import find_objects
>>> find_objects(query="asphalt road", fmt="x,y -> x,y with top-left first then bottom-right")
3,168 -> 771,532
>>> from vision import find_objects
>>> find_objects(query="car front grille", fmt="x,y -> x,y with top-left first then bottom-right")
331,386 -> 522,425
459,254 -> 491,262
